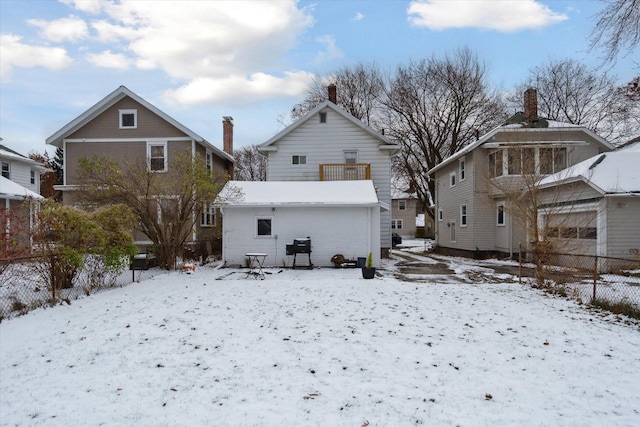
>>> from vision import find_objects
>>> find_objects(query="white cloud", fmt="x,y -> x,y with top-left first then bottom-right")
0,34 -> 73,78
60,0 -> 104,15
164,71 -> 315,106
407,0 -> 568,32
86,50 -> 131,70
91,20 -> 139,43
314,35 -> 344,64
27,16 -> 89,42
78,1 -> 313,80
60,0 -> 316,105
352,12 -> 365,22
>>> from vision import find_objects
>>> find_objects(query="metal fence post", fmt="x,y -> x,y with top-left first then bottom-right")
518,243 -> 522,284
592,255 -> 598,303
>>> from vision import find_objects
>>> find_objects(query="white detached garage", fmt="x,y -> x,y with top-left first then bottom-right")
217,180 -> 384,268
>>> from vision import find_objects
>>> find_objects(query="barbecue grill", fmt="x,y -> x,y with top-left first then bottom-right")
286,237 -> 313,269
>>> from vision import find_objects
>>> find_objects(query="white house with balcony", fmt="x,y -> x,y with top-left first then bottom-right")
218,85 -> 399,267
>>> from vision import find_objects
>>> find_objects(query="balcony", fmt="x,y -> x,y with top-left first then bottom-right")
319,163 -> 371,181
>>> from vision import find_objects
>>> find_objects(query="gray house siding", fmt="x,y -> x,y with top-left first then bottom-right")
431,123 -> 614,258
606,197 -> 640,258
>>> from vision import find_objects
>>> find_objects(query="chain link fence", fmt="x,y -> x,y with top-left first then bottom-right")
518,251 -> 640,318
0,255 -> 146,321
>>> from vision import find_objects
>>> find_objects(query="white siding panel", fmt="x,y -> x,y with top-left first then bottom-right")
222,205 -> 379,268
264,108 -> 393,250
606,197 -> 640,258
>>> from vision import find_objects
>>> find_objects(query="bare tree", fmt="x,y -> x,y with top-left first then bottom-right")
624,76 -> 640,100
76,149 -> 225,269
508,58 -> 639,144
234,145 -> 267,181
589,0 -> 640,64
383,47 -> 506,218
291,61 -> 385,126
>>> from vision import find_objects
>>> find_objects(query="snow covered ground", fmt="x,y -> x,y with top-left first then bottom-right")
1,246 -> 639,426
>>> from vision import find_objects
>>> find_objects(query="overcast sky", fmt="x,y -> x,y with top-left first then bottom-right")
1,0 -> 638,157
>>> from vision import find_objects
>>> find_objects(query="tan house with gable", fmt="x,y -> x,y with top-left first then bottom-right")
428,89 -> 615,258
46,85 -> 234,255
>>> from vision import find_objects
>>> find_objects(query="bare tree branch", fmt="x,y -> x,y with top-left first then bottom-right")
589,0 -> 640,64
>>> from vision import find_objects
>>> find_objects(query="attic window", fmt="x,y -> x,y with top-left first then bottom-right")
319,112 -> 327,123
1,161 -> 9,179
119,109 -> 137,129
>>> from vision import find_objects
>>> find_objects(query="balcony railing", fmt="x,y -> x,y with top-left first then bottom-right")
319,163 -> 371,181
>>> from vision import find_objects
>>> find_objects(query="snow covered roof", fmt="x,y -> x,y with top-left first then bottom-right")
0,145 -> 48,172
218,180 -> 385,208
391,188 -> 416,199
538,144 -> 640,195
0,176 -> 44,200
427,120 -> 614,177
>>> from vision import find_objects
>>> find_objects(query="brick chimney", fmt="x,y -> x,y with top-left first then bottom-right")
328,83 -> 337,104
524,88 -> 538,122
222,116 -> 233,155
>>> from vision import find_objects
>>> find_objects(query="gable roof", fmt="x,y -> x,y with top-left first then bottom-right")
538,144 -> 640,195
218,180 -> 385,208
427,117 -> 615,176
46,85 -> 234,163
0,144 -> 48,172
0,176 -> 44,200
257,100 -> 399,152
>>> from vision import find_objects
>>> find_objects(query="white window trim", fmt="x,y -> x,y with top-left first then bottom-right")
460,205 -> 467,227
201,203 -> 216,227
119,109 -> 138,129
256,216 -> 273,238
449,172 -> 456,187
450,220 -> 456,242
438,208 -> 443,222
497,203 -> 506,227
392,219 -> 403,230
147,141 -> 168,172
291,154 -> 307,166
459,157 -> 466,181
344,150 -> 358,164
206,150 -> 212,172
1,161 -> 10,179
30,170 -> 36,185
398,200 -> 406,211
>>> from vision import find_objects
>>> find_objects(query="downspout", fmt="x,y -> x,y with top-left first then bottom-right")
509,215 -> 513,259
191,140 -> 197,242
220,207 -> 226,264
368,206 -> 372,263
